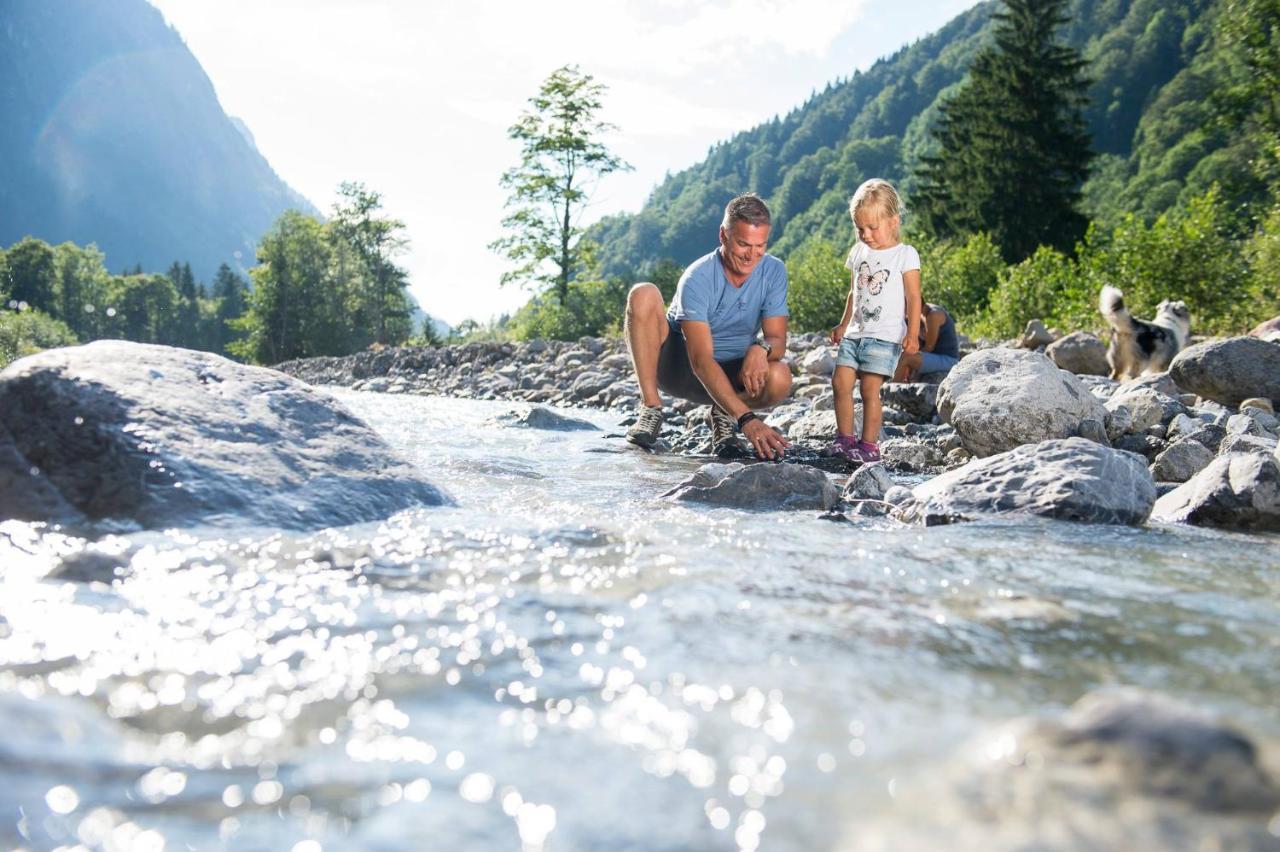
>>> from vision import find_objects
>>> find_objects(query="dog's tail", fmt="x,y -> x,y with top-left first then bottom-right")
1099,285 -> 1133,332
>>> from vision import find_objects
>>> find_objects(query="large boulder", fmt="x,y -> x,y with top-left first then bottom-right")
0,341 -> 452,531
1169,337 -> 1280,407
937,349 -> 1108,458
1046,331 -> 1110,376
1151,452 -> 1280,531
899,437 -> 1156,526
847,689 -> 1280,851
662,461 -> 839,511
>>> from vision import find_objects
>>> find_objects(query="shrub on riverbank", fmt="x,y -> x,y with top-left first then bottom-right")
0,308 -> 78,369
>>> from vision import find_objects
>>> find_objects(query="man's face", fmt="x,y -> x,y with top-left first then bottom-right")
718,221 -> 770,282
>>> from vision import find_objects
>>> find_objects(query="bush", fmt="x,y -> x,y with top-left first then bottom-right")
979,245 -> 1078,339
0,307 -> 79,368
1243,203 -> 1280,326
916,231 -> 1005,325
507,278 -> 628,341
785,237 -> 849,334
978,186 -> 1258,338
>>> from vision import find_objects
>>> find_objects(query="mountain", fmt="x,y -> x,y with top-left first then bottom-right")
0,0 -> 318,284
587,0 -> 1247,277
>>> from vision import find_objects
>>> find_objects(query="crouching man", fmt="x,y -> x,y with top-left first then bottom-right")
623,193 -> 792,460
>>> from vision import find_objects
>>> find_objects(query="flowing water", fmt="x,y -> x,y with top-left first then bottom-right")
2,390 -> 1278,850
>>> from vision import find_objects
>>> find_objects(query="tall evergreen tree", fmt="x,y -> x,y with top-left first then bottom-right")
490,65 -> 631,305
330,182 -> 412,346
211,263 -> 249,355
913,0 -> 1092,263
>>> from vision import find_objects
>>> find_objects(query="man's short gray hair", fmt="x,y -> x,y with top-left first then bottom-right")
722,193 -> 771,230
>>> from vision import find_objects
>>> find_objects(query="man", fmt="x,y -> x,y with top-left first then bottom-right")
893,301 -> 960,382
623,193 -> 792,460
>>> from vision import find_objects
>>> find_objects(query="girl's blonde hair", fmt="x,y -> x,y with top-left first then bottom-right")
849,178 -> 903,222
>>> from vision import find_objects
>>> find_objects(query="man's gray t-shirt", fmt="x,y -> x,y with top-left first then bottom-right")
667,249 -> 789,361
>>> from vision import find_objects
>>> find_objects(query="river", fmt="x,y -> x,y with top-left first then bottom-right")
2,390 -> 1278,850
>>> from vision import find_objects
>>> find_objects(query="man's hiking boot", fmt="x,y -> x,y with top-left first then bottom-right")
708,406 -> 748,457
626,406 -> 665,448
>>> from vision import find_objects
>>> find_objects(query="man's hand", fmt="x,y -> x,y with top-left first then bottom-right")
740,346 -> 770,397
742,418 -> 790,460
829,324 -> 847,345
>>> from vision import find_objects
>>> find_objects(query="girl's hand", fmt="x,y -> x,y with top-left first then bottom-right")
902,331 -> 920,355
829,324 -> 847,345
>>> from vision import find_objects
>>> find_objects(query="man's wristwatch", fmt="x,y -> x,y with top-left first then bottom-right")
752,338 -> 773,356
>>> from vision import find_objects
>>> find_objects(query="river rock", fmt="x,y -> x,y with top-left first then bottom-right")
662,462 -> 839,511
900,437 -> 1155,526
1240,397 -> 1274,415
1045,331 -> 1109,375
880,382 -> 938,422
881,438 -> 947,472
801,347 -> 836,376
491,406 -> 599,431
848,688 -> 1280,852
842,462 -> 895,501
1019,319 -> 1054,349
1117,371 -> 1180,398
1105,387 -> 1184,434
937,349 -> 1108,458
1169,337 -> 1280,408
0,341 -> 452,531
1151,453 -> 1280,531
1217,433 -> 1278,458
1150,438 -> 1215,483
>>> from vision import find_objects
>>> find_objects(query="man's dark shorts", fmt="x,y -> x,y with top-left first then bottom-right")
657,318 -> 744,406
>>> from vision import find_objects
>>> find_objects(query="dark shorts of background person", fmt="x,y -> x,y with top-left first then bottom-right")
657,318 -> 745,407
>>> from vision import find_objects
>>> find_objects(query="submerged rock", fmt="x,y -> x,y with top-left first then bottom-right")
662,461 -> 839,511
937,349 -> 1109,458
490,405 -> 599,431
0,341 -> 452,531
899,437 -> 1155,526
1151,452 -> 1280,532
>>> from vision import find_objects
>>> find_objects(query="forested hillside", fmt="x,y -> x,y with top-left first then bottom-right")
0,0 -> 316,284
586,0 -> 1253,277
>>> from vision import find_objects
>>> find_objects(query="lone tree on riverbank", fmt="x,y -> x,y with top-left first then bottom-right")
913,0 -> 1092,263
490,65 -> 631,306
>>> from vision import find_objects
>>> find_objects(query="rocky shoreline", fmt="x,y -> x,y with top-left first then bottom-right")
276,328 -> 1280,532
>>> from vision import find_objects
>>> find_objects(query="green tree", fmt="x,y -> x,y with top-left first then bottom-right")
211,263 -> 249,355
5,237 -> 58,313
1212,0 -> 1280,190
913,0 -> 1092,263
52,242 -> 110,339
168,261 -> 201,348
490,65 -> 632,305
232,211 -> 343,363
104,274 -> 181,344
330,182 -> 413,346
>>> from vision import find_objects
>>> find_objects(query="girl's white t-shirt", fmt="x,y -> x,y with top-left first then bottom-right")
843,241 -> 920,343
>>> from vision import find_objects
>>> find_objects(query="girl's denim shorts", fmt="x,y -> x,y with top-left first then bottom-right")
835,336 -> 903,377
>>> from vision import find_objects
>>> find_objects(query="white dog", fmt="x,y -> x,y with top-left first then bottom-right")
1099,285 -> 1191,380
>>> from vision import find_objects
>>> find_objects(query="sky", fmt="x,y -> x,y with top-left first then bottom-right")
147,0 -> 981,327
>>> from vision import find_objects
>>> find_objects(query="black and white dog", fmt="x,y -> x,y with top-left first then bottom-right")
1099,285 -> 1191,380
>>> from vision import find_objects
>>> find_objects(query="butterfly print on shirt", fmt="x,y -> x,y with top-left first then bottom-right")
856,261 -> 890,296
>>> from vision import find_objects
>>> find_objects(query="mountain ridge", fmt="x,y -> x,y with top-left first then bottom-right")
0,0 -> 317,284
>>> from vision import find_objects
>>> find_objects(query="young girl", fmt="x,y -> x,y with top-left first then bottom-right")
826,179 -> 921,463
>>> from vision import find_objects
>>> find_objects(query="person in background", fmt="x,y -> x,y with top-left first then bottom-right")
622,193 -> 792,460
893,301 -> 960,382
825,179 -> 921,464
